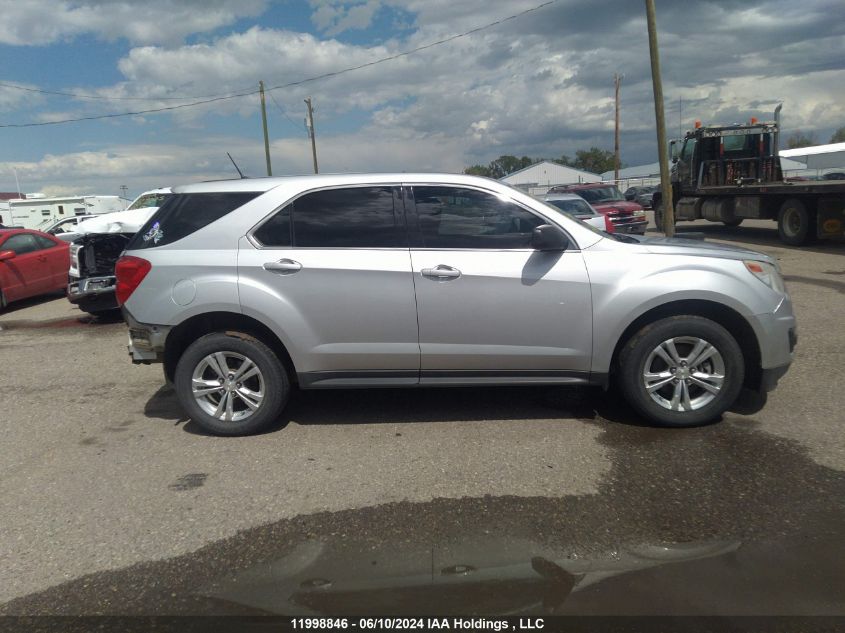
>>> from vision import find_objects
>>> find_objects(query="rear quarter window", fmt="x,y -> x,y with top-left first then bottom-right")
128,192 -> 261,249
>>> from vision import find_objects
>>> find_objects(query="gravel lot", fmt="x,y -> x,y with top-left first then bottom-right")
1,217 -> 843,616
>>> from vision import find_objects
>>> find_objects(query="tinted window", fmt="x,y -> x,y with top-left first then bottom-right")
545,198 -> 596,216
127,193 -> 171,210
292,187 -> 402,248
2,233 -> 39,255
128,192 -> 261,249
254,205 -> 291,247
34,235 -> 57,249
413,186 -> 544,249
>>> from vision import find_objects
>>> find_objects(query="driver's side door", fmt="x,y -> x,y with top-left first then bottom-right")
406,185 -> 593,383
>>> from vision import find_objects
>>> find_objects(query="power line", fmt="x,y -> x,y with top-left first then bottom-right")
0,81 -> 216,101
268,91 -> 308,135
0,0 -> 559,128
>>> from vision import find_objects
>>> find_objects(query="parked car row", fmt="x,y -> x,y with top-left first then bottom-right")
0,188 -> 171,313
548,182 -> 648,234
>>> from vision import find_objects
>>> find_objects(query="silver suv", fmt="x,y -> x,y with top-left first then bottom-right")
118,174 -> 796,436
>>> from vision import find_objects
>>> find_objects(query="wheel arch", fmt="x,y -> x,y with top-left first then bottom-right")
608,299 -> 762,391
164,311 -> 297,385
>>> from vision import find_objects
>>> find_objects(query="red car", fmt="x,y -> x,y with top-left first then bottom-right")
0,229 -> 70,310
548,182 -> 648,234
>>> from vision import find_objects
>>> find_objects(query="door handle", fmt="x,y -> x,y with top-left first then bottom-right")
263,258 -> 302,274
421,265 -> 461,279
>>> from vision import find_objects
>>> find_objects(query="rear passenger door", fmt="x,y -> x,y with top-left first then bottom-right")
237,185 -> 420,386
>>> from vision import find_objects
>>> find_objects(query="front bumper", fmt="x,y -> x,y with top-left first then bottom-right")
612,219 -> 648,235
750,295 -> 797,391
123,308 -> 171,363
67,275 -> 117,306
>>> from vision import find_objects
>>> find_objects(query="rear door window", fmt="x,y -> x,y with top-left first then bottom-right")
291,187 -> 403,248
128,192 -> 261,249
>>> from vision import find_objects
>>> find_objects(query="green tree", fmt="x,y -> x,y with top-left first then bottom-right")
463,164 -> 492,177
571,147 -> 616,174
830,127 -> 845,144
487,155 -> 535,179
551,155 -> 574,167
787,131 -> 817,149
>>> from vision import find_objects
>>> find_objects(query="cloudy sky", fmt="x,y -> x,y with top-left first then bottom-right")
0,0 -> 843,198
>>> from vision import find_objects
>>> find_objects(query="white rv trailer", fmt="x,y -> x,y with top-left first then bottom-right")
1,194 -> 125,229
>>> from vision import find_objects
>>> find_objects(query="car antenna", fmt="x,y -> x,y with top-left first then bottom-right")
227,152 -> 246,179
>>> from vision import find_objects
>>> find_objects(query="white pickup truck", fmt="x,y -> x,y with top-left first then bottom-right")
68,188 -> 171,315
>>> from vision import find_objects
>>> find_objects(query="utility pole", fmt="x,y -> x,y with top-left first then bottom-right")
13,166 -> 22,197
645,0 -> 674,237
614,73 -> 623,182
679,96 -> 683,138
259,81 -> 272,177
305,97 -> 319,174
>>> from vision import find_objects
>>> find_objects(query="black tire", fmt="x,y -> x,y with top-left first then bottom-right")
0,288 -> 7,311
174,332 -> 289,436
653,202 -> 664,230
777,199 -> 815,246
723,218 -> 743,227
617,315 -> 744,427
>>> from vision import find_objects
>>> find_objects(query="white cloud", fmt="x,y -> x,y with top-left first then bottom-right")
1,0 -> 843,193
0,0 -> 268,46
310,0 -> 382,36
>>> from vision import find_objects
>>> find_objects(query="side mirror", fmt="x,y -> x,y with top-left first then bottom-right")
0,249 -> 16,262
531,224 -> 569,251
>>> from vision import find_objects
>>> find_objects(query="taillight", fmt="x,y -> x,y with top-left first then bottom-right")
603,214 -> 615,233
115,256 -> 151,306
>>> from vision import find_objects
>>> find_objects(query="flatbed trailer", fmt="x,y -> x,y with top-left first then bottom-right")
653,109 -> 845,246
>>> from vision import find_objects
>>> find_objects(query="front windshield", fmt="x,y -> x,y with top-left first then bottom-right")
545,198 -> 595,216
576,186 -> 625,203
127,193 -> 171,210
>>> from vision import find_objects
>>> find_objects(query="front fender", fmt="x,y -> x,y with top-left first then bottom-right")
585,252 -> 775,373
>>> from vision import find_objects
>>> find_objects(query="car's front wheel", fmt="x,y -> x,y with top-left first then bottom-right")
174,332 -> 289,436
618,316 -> 744,427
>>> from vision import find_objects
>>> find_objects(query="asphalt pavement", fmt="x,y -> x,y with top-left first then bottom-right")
0,217 -> 843,616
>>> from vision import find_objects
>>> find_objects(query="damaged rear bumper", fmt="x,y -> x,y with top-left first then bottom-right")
123,308 -> 170,363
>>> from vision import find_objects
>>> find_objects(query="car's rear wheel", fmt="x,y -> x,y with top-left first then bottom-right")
174,332 -> 289,436
723,218 -> 743,227
0,288 -> 7,311
618,316 -> 744,427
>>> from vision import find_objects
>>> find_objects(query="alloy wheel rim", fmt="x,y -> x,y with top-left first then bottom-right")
642,336 -> 725,412
191,351 -> 265,422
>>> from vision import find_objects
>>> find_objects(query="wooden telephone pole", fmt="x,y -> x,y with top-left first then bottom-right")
645,0 -> 674,236
305,97 -> 319,174
614,73 -> 623,182
259,81 -> 272,177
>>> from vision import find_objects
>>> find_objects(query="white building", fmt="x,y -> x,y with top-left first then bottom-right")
500,161 -> 602,195
1,194 -> 125,230
780,142 -> 845,177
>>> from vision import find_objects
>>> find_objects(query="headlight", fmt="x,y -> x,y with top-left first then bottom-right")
632,209 -> 646,217
744,260 -> 785,293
